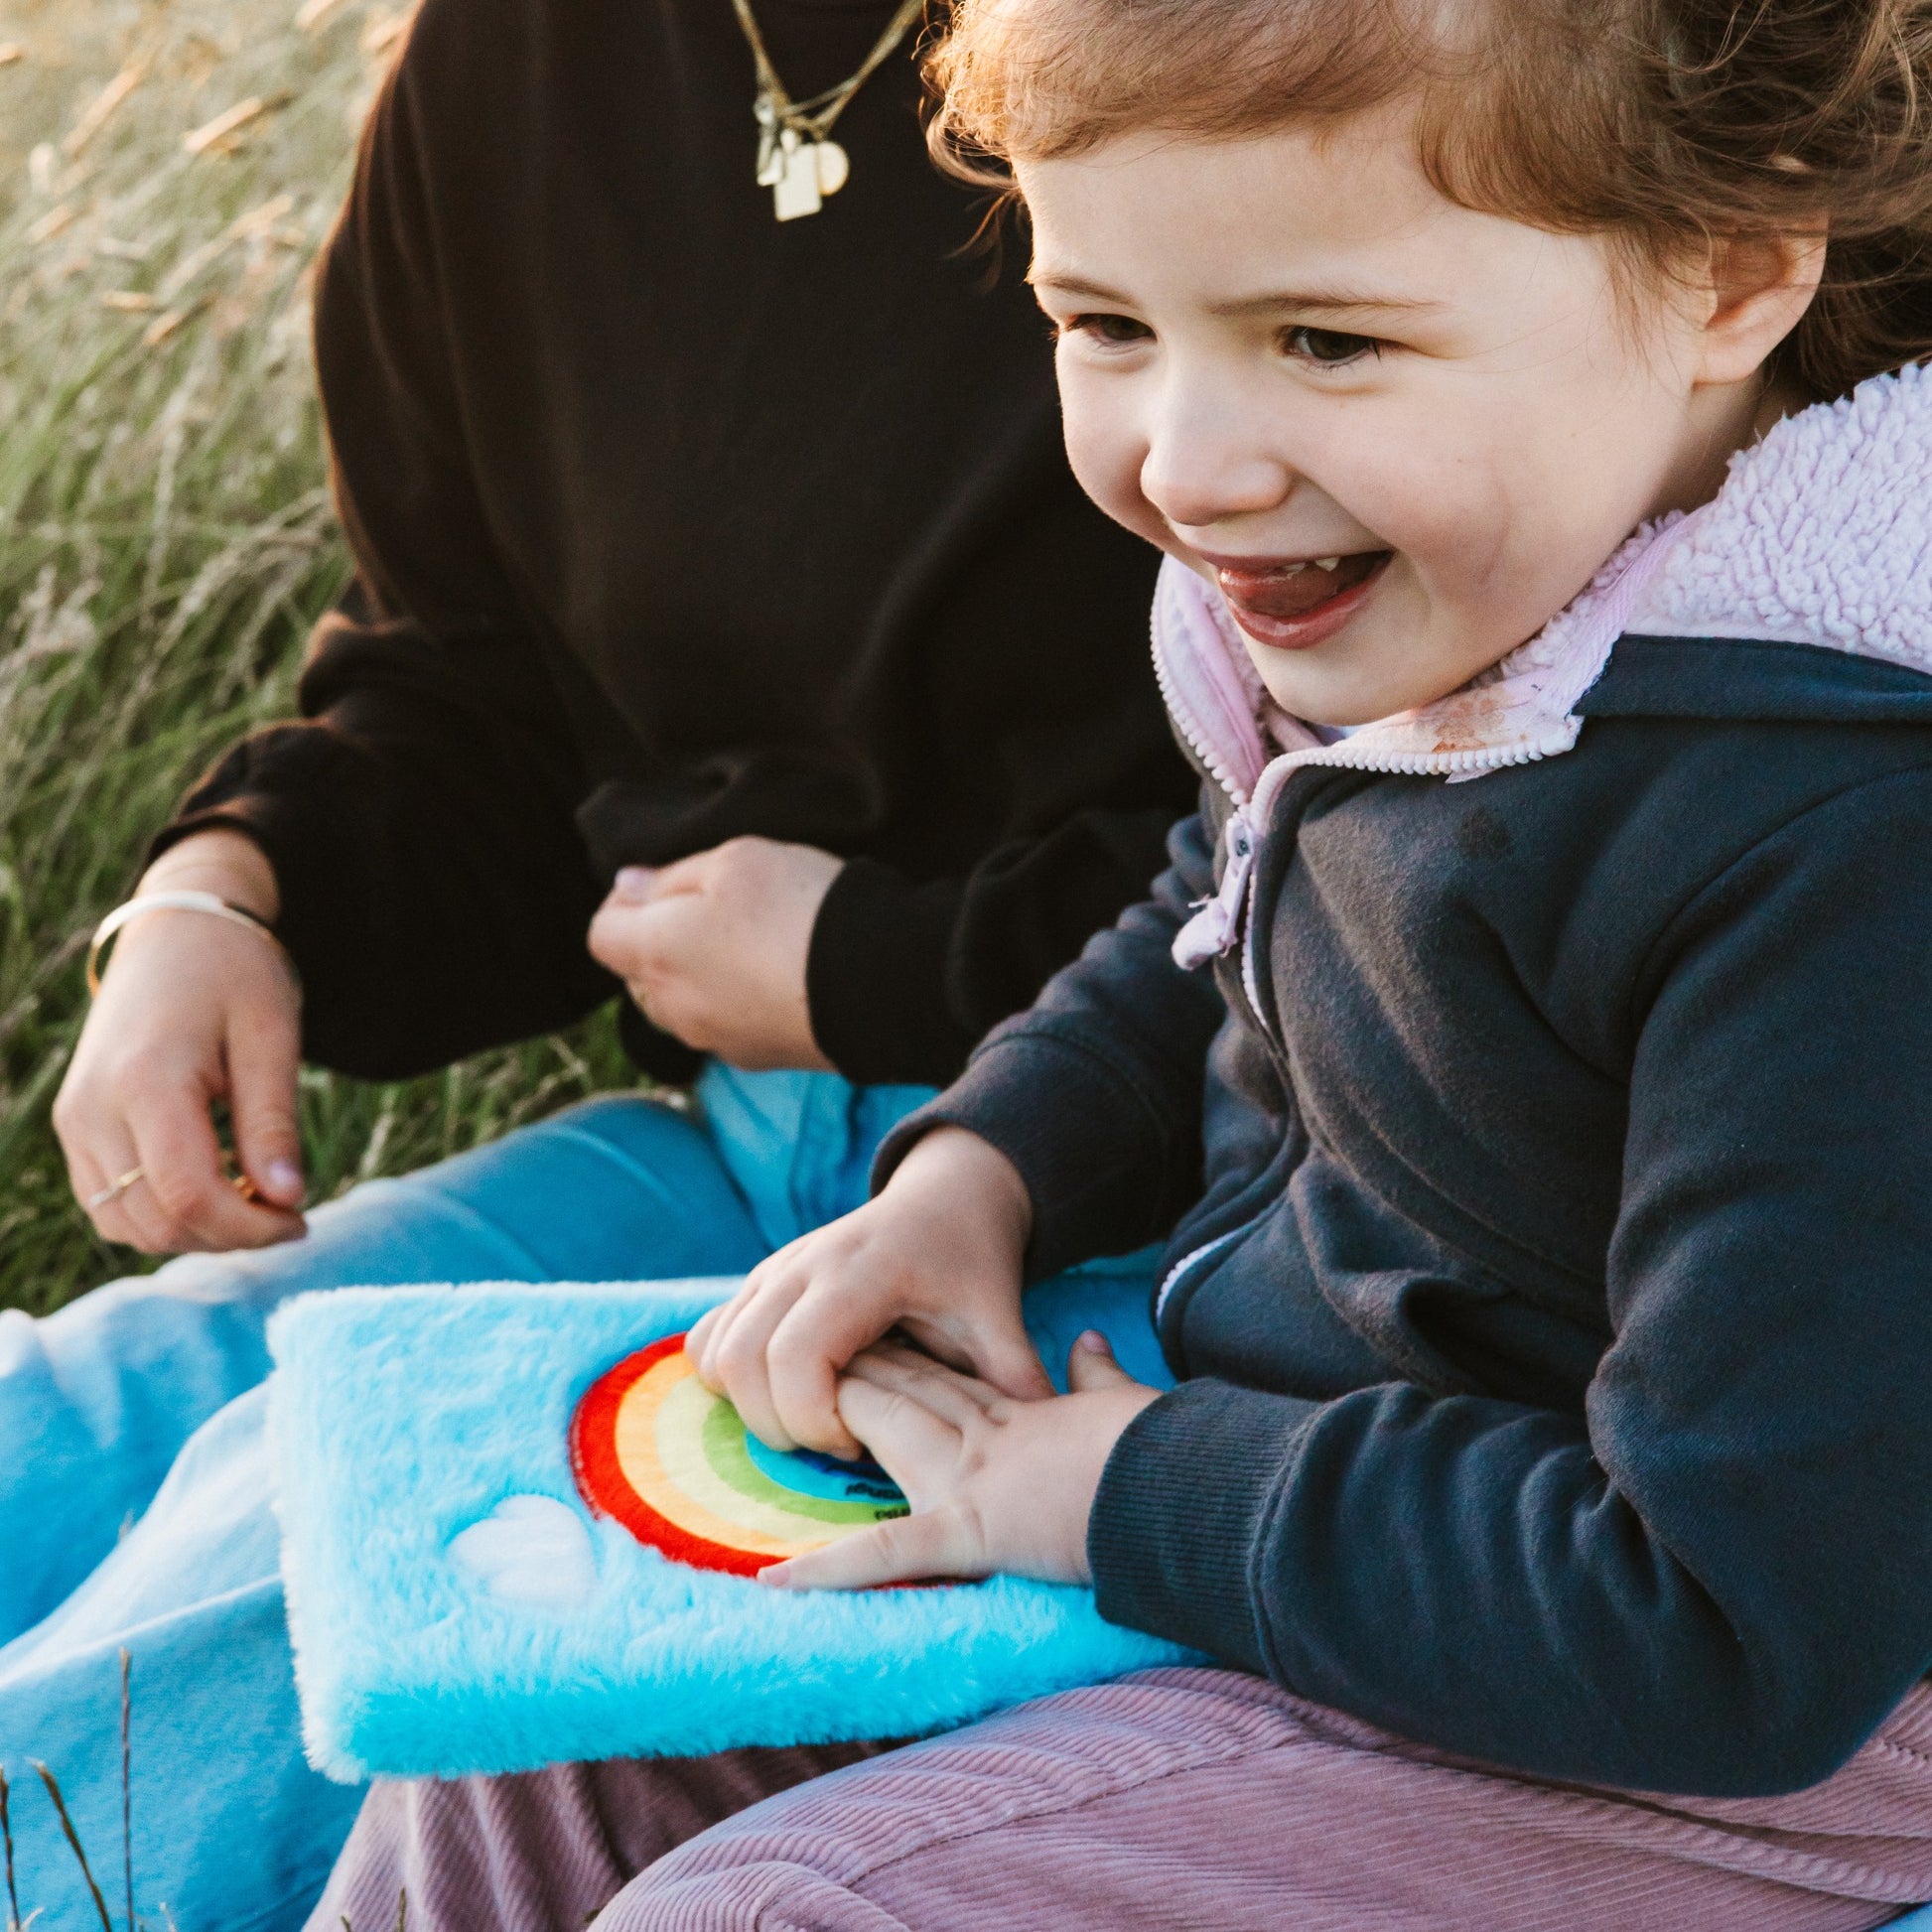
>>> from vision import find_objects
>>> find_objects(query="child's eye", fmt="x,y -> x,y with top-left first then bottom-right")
1062,313 -> 1154,346
1282,325 -> 1380,367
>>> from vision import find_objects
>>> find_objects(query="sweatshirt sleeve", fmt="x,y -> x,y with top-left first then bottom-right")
874,807 -> 1228,1277
1090,767 -> 1932,1797
805,805 -> 1191,1088
150,46 -> 617,1078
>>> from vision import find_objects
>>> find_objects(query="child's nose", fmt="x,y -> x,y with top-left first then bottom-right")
1140,398 -> 1295,532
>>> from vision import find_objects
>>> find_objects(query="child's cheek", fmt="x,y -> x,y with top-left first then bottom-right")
1056,361 -> 1168,550
1334,437 -> 1513,611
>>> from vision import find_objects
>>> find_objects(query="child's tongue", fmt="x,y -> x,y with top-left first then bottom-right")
1221,552 -> 1383,620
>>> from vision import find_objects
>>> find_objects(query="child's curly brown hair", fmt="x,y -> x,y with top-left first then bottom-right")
926,0 -> 1932,402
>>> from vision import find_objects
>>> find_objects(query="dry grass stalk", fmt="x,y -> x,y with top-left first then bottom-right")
26,203 -> 78,245
361,12 -> 410,56
184,91 -> 292,157
30,1765 -> 112,1932
100,291 -> 158,313
155,192 -> 298,302
296,0 -> 350,31
1,1765 -> 20,1932
120,1650 -> 133,1932
64,64 -> 146,160
141,297 -> 208,346
0,44 -> 25,69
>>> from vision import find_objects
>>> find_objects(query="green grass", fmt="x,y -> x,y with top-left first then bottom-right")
0,0 -> 634,1315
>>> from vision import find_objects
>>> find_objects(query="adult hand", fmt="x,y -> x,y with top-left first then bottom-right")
54,829 -> 308,1254
759,1333 -> 1161,1590
586,835 -> 843,1072
687,1126 -> 1046,1457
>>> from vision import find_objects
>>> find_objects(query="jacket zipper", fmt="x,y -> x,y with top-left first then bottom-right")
1154,1226 -> 1248,1322
1157,626 -> 1579,1048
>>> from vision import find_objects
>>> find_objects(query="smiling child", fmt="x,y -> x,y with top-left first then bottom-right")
689,0 -> 1932,1901
321,0 -> 1932,1922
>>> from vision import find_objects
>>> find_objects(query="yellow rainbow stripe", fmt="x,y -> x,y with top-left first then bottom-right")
612,1350 -> 840,1560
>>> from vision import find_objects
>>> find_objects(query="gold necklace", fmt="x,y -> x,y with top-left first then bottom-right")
728,0 -> 926,221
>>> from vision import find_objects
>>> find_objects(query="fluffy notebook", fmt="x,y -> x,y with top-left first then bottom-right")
266,1275 -> 1193,1782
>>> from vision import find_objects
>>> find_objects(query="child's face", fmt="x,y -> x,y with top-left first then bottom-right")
1021,116 -> 1779,725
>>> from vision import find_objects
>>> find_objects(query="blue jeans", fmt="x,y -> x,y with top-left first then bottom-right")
0,1066 -> 1158,1932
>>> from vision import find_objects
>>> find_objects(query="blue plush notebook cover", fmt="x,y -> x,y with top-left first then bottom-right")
267,1279 -> 1193,1782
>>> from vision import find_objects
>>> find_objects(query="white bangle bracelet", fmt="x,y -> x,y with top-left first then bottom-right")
86,890 -> 295,997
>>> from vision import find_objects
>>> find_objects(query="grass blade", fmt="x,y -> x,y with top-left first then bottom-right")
2,1764 -> 21,1932
119,1649 -> 132,1932
31,1763 -> 112,1932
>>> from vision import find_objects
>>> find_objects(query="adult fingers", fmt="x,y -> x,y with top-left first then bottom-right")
590,897 -> 714,1035
1065,1330 -> 1142,1394
758,1508 -> 978,1592
607,866 -> 659,905
87,1114 -> 204,1255
226,996 -> 308,1219
638,848 -> 716,897
124,1084 -> 287,1252
68,1128 -> 171,1252
587,895 -> 660,981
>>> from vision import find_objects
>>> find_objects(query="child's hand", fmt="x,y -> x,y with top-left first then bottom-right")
759,1332 -> 1160,1589
688,1127 -> 1047,1458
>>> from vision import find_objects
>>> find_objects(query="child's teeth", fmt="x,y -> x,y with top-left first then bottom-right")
1280,563 -> 1306,576
1315,557 -> 1340,572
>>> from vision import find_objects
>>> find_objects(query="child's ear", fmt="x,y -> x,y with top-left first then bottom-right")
1693,231 -> 1828,388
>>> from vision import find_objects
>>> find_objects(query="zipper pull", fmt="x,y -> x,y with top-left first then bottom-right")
1173,813 -> 1256,969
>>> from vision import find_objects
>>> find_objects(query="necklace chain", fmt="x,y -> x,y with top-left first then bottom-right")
728,0 -> 925,144
728,0 -> 924,217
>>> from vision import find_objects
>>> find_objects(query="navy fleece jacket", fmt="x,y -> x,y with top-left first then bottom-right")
881,362 -> 1932,1799
891,637 -> 1932,1799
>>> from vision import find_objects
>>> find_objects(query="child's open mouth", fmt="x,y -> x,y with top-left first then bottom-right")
1210,550 -> 1393,649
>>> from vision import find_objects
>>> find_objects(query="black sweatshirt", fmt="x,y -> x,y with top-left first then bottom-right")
892,630 -> 1932,1799
156,0 -> 1189,1085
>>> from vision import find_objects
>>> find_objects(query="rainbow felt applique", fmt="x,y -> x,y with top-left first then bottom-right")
570,1333 -> 909,1577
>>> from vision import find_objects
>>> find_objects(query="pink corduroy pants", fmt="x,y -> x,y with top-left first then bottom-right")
308,1668 -> 1932,1931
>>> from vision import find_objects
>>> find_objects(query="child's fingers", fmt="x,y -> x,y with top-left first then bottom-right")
844,1343 -> 1003,1430
686,1286 -> 753,1378
765,1295 -> 921,1459
968,1318 -> 1056,1404
758,1508 -> 978,1591
691,1260 -> 796,1383
705,1266 -> 817,1449
835,1368 -> 965,1479
1065,1329 -> 1141,1394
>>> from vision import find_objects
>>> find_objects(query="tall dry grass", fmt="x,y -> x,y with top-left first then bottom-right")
0,0 -> 629,1315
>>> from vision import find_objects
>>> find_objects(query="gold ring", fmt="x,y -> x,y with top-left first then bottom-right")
84,1164 -> 147,1211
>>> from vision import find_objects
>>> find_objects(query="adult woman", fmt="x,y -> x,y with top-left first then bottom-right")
0,0 -> 1188,1921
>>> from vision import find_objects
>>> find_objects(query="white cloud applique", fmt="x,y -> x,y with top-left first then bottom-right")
447,1493 -> 598,1608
